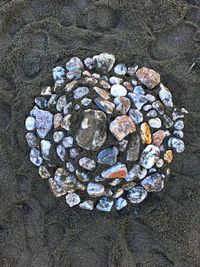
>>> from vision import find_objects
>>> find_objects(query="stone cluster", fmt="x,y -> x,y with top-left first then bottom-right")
25,53 -> 188,212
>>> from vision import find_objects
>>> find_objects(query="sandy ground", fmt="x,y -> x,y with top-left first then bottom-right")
0,0 -> 200,266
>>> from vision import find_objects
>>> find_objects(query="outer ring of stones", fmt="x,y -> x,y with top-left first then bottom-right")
25,53 -> 188,212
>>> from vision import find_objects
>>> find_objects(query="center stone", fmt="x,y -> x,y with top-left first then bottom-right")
76,109 -> 108,151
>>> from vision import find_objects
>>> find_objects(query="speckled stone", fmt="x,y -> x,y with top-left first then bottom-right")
65,193 -> 81,207
140,145 -> 160,169
87,182 -> 105,197
97,146 -> 119,165
94,97 -> 115,114
39,165 -> 51,179
93,53 -> 115,73
101,163 -> 128,179
114,63 -> 127,75
141,173 -> 164,192
35,110 -> 53,138
114,96 -> 131,115
127,186 -> 148,203
73,87 -> 89,99
26,132 -> 37,147
136,67 -> 160,89
79,157 -> 96,171
96,197 -> 113,212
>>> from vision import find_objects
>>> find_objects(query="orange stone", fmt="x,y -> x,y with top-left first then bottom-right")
164,150 -> 173,163
101,163 -> 128,179
136,67 -> 160,89
140,122 -> 152,144
94,86 -> 111,100
152,130 -> 165,147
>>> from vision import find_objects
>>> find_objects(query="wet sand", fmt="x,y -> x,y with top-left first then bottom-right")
0,0 -> 200,266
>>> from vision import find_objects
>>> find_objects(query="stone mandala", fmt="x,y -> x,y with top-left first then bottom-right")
25,53 -> 188,212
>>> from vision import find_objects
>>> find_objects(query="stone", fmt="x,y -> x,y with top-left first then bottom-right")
163,114 -> 174,128
109,115 -> 136,141
30,106 -> 40,117
41,86 -> 52,96
172,107 -> 188,121
118,139 -> 128,152
87,182 -> 105,197
125,164 -> 141,181
66,162 -> 75,172
26,132 -> 37,147
133,86 -> 145,95
25,116 -> 36,131
79,157 -> 96,171
76,182 -> 86,191
123,81 -> 133,91
97,146 -> 119,165
84,57 -> 94,70
76,170 -> 89,182
114,63 -> 127,75
168,138 -> 185,153
35,110 -> 53,138
56,96 -> 67,113
93,53 -> 115,73
69,148 -> 79,158
35,97 -> 47,109
74,104 -> 80,111
61,114 -> 71,131
152,100 -> 164,115
131,79 -> 138,86
127,186 -> 148,203
152,130 -> 165,147
109,76 -> 123,84
140,145 -> 160,169
122,181 -> 137,191
148,118 -> 162,128
94,87 -> 110,100
146,110 -> 158,117
65,80 -> 78,92
39,165 -> 51,179
54,113 -> 63,129
174,120 -> 184,130
174,130 -> 184,138
62,136 -> 73,148
114,96 -> 131,114
129,108 -> 143,124
76,109 -> 107,151
109,178 -> 121,186
115,197 -> 127,210
54,168 -> 76,191
56,145 -> 66,161
156,159 -> 164,168
53,66 -> 65,80
159,83 -> 173,107
143,104 -> 152,111
65,193 -> 81,207
48,178 -> 66,197
41,140 -> 51,159
128,92 -> 147,110
146,94 -> 156,102
54,78 -> 65,89
127,66 -> 138,76
79,200 -> 94,210
66,57 -> 84,71
140,122 -> 152,144
47,94 -> 58,109
96,197 -> 113,212
141,173 -> 164,192
110,84 -> 127,97
101,163 -> 128,179
94,176 -> 105,182
138,168 -> 147,180
126,134 -> 140,161
81,98 -> 92,106
73,87 -> 89,99
30,148 -> 43,166
113,189 -> 124,199
99,80 -> 111,89
53,131 -> 64,143
136,67 -> 160,89
94,97 -> 115,114
164,150 -> 173,163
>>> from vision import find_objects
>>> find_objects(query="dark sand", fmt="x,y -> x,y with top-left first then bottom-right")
0,0 -> 200,266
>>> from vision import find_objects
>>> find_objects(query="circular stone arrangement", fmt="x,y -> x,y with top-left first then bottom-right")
25,53 -> 188,212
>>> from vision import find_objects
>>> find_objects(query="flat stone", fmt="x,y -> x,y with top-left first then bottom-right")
39,165 -> 51,179
26,132 -> 37,147
79,157 -> 96,171
125,164 -> 141,181
97,146 -> 119,165
110,84 -> 127,97
136,67 -> 160,89
168,137 -> 185,153
96,197 -> 113,212
48,178 -> 66,197
56,96 -> 67,113
66,57 -> 84,71
152,100 -> 164,115
99,80 -> 111,89
41,140 -> 51,159
65,80 -> 78,92
93,53 -> 115,73
56,145 -> 66,161
76,109 -> 107,151
129,108 -> 143,124
133,86 -> 145,94
148,118 -> 162,128
143,104 -> 152,111
35,110 -> 53,138
114,63 -> 127,75
109,76 -> 123,84
101,163 -> 128,179
164,150 -> 173,163
25,116 -> 36,131
140,122 -> 152,144
152,130 -> 165,147
94,97 -> 115,114
53,66 -> 65,80
84,57 -> 94,70
81,98 -> 92,106
126,134 -> 140,161
53,131 -> 64,143
62,136 -> 73,148
146,110 -> 158,117
66,162 -> 75,172
141,173 -> 164,192
128,92 -> 147,110
30,148 -> 43,166
109,115 -> 136,141
73,87 -> 89,99
65,193 -> 81,207
61,114 -> 71,131
140,145 -> 160,169
94,86 -> 111,100
115,197 -> 127,210
146,94 -> 156,102
69,148 -> 79,158
79,200 -> 94,210
76,170 -> 89,182
54,113 -> 63,129
114,96 -> 131,114
113,189 -> 124,199
159,83 -> 173,107
87,182 -> 105,197
174,120 -> 184,130
127,186 -> 148,203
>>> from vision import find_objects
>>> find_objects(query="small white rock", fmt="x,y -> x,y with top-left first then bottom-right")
25,116 -> 36,131
149,118 -> 162,128
110,84 -> 127,97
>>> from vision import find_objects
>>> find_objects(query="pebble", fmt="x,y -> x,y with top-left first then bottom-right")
26,132 -> 37,147
109,179 -> 121,186
30,148 -> 43,166
152,130 -> 165,147
138,168 -> 148,180
94,176 -> 105,182
143,104 -> 152,111
125,164 -> 140,181
47,94 -> 58,109
73,87 -> 89,99
66,162 -> 75,172
56,145 -> 66,161
123,81 -> 133,91
99,80 -> 111,89
148,118 -> 162,128
126,134 -> 140,161
61,114 -> 71,131
54,168 -> 76,190
48,178 -> 66,197
94,87 -> 111,100
81,98 -> 92,106
54,78 -> 65,89
53,113 -> 63,129
93,53 -> 115,73
109,115 -> 136,141
140,145 -> 160,169
76,182 -> 85,191
168,137 -> 185,153
53,66 -> 65,80
110,84 -> 127,97
174,130 -> 184,138
141,173 -> 164,192
94,97 -> 115,114
87,182 -> 105,197
35,110 -> 53,138
79,200 -> 94,210
30,106 -> 40,117
56,96 -> 67,113
41,140 -> 51,159
109,76 -> 123,84
114,96 -> 131,115
127,186 -> 148,203
128,92 -> 147,110
129,108 -> 143,124
79,157 -> 96,171
35,97 -> 47,109
65,80 -> 78,92
156,159 -> 164,168
113,189 -> 124,199
164,150 -> 173,163
96,197 -> 113,212
53,131 -> 64,143
159,83 -> 173,108
114,63 -> 127,75
118,139 -> 128,152
62,136 -> 73,148
136,67 -> 160,89
146,94 -> 156,102
69,148 -> 79,158
174,120 -> 184,130
146,110 -> 158,117
39,165 -> 51,179
127,66 -> 138,76
25,116 -> 36,131
97,146 -> 119,165
41,86 -> 52,96
115,197 -> 127,210
74,104 -> 80,110
133,86 -> 145,95
152,100 -> 164,115
122,182 -> 136,191
140,122 -> 152,144
101,163 -> 128,179
66,57 -> 84,71
75,170 -> 89,183
84,57 -> 94,70
65,193 -> 81,207
163,114 -> 173,128
172,107 -> 188,121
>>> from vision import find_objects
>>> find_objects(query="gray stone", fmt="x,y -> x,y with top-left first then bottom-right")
35,110 -> 53,138
129,108 -> 143,124
84,57 -> 94,70
41,140 -> 51,159
30,148 -> 43,166
62,136 -> 73,148
127,186 -> 148,203
73,87 -> 89,99
128,92 -> 147,110
96,197 -> 113,212
53,131 -> 64,143
126,134 -> 140,161
26,132 -> 37,147
114,96 -> 131,114
114,63 -> 127,75
93,53 -> 115,73
159,83 -> 173,108
53,66 -> 65,80
79,157 -> 96,171
66,57 -> 84,71
65,193 -> 81,207
94,97 -> 115,114
79,200 -> 94,210
97,146 -> 119,165
56,145 -> 66,161
87,182 -> 105,197
115,197 -> 127,210
141,173 -> 164,192
140,145 -> 160,169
